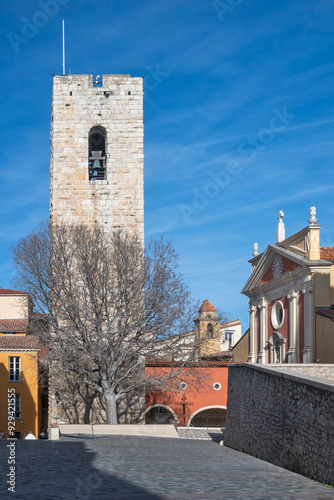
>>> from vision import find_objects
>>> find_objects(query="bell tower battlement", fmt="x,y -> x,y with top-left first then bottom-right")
50,74 -> 144,238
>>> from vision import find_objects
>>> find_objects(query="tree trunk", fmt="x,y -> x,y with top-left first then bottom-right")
105,391 -> 118,424
83,393 -> 96,424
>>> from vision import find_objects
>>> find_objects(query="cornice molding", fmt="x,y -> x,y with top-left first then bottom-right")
0,348 -> 40,352
247,275 -> 314,303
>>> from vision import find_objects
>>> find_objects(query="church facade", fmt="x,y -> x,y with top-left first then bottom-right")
242,208 -> 334,364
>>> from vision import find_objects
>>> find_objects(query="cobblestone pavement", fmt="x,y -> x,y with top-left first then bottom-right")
1,436 -> 334,500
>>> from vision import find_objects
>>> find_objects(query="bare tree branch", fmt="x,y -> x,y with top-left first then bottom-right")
12,222 -> 208,424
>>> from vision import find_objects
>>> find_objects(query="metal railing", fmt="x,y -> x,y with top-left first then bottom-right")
189,413 -> 226,429
147,412 -> 226,429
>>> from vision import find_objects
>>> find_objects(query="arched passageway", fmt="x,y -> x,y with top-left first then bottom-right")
189,406 -> 226,428
145,405 -> 177,424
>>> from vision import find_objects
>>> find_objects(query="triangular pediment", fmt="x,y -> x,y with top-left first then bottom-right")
242,245 -> 309,295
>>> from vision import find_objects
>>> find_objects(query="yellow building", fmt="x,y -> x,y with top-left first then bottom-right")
0,289 -> 41,439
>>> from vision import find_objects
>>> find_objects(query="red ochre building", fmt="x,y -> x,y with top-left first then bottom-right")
145,300 -> 241,427
145,359 -> 229,427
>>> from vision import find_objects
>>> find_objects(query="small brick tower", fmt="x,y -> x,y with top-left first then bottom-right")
50,74 -> 144,238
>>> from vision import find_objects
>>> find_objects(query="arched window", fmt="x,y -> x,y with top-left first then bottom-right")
88,126 -> 106,180
207,323 -> 213,339
145,406 -> 175,424
268,332 -> 285,363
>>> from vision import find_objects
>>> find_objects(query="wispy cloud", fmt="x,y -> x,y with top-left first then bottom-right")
2,0 -> 334,321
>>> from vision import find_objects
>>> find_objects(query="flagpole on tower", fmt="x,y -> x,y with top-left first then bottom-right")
62,18 -> 65,76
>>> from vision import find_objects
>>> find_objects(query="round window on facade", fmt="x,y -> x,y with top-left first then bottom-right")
213,382 -> 221,391
180,382 -> 187,390
271,300 -> 284,330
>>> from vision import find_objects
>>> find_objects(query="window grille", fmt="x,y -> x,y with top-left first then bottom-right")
15,394 -> 21,419
9,356 -> 20,382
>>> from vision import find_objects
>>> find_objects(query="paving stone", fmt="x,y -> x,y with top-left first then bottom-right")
0,436 -> 333,499
177,428 -> 224,442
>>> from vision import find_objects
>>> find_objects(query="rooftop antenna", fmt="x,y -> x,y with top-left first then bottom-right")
62,18 -> 65,75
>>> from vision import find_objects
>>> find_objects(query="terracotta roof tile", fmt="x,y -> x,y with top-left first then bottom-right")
145,357 -> 232,367
0,288 -> 28,295
198,300 -> 216,312
320,247 -> 334,261
0,319 -> 29,333
0,335 -> 40,350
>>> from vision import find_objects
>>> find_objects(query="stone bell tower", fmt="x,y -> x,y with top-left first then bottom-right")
48,74 -> 144,431
50,74 -> 144,238
194,300 -> 221,360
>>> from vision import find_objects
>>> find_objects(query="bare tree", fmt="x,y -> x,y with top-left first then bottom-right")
12,222 -> 206,424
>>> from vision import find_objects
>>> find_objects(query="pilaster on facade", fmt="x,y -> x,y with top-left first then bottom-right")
282,338 -> 287,363
248,305 -> 257,362
296,292 -> 300,363
287,290 -> 298,363
302,287 -> 313,363
258,298 -> 267,364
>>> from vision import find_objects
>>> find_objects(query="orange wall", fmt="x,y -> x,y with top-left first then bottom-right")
146,365 -> 228,425
0,352 -> 39,438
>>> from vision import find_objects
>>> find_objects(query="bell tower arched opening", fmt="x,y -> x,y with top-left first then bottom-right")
89,126 -> 106,180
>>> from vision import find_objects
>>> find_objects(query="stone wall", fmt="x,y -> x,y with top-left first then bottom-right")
225,363 -> 334,485
50,74 -> 144,239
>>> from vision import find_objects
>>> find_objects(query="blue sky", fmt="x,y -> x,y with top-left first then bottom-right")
1,0 -> 334,330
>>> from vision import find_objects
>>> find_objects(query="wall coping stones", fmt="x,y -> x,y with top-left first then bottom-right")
228,362 -> 334,393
